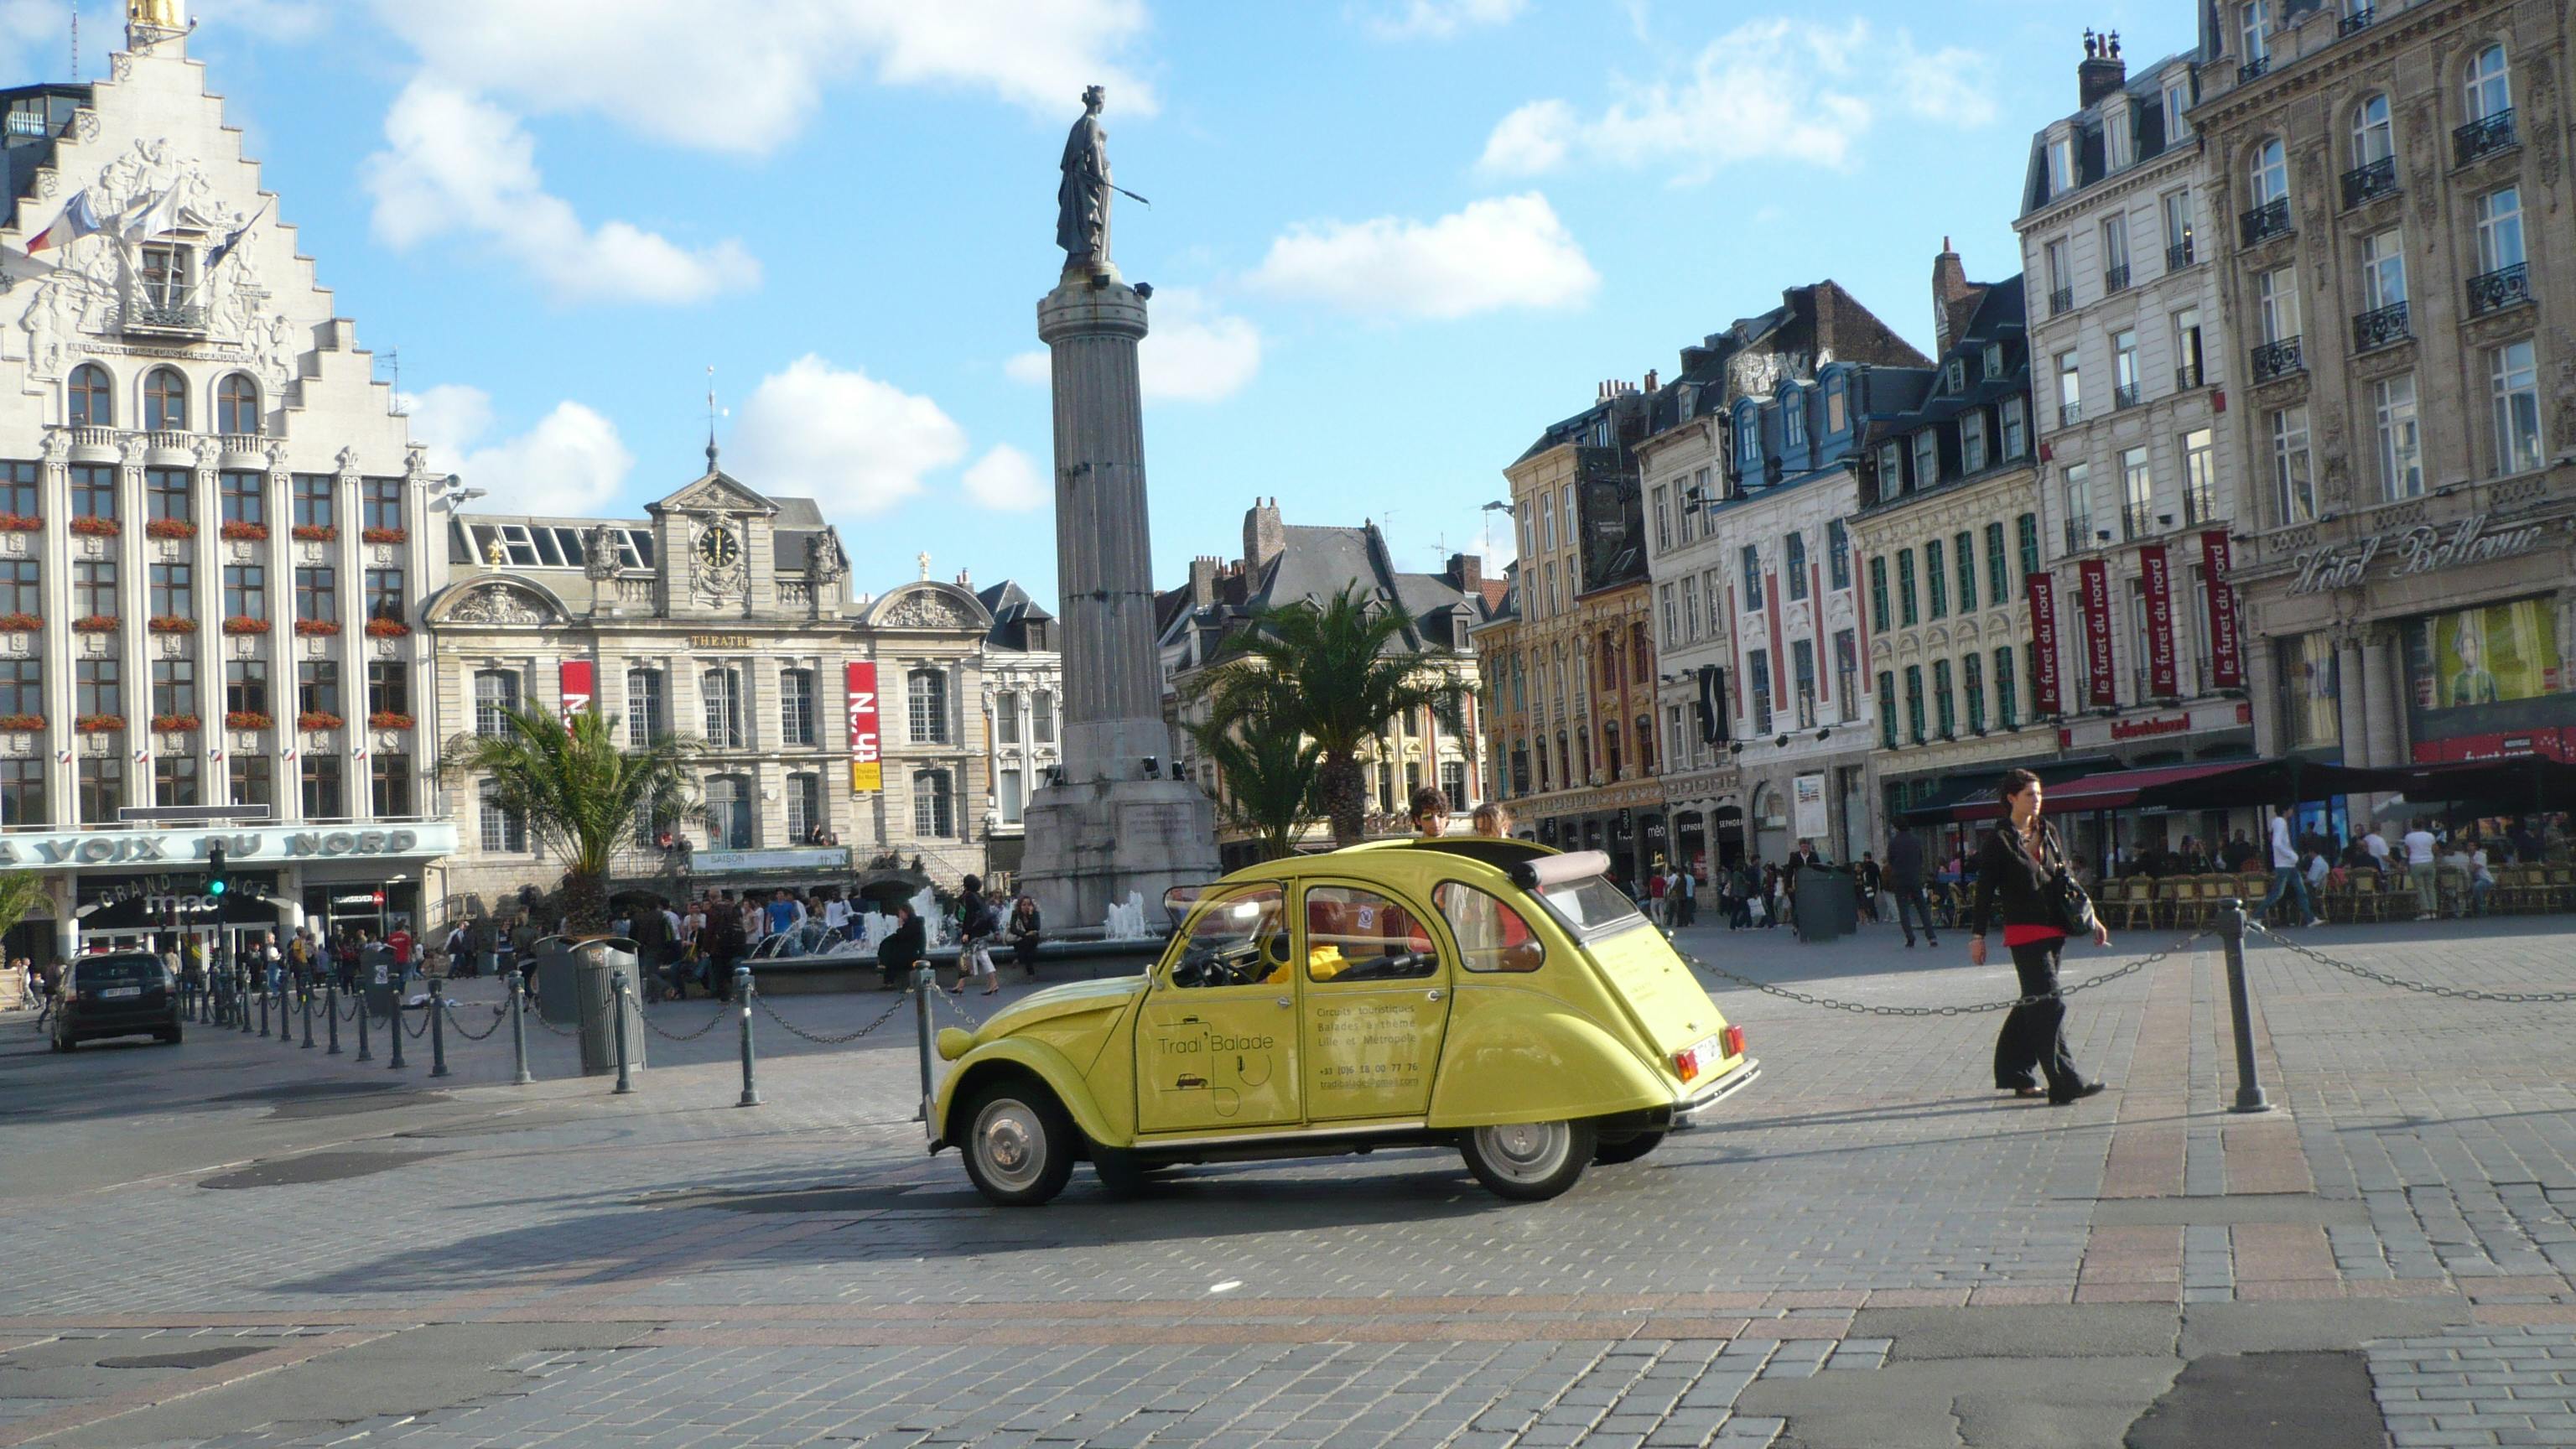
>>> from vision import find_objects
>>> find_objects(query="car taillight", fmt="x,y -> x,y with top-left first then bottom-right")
1672,1046 -> 1701,1083
1722,1025 -> 1746,1059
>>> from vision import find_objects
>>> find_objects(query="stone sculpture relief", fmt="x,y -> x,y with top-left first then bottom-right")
881,589 -> 974,631
447,584 -> 553,627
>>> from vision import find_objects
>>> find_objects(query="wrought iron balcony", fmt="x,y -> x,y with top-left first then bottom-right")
2049,285 -> 2075,317
2103,264 -> 2132,295
2064,518 -> 2097,555
2239,197 -> 2292,247
2184,484 -> 2218,527
2338,6 -> 2375,36
125,302 -> 206,335
2251,336 -> 2304,382
2175,361 -> 2205,392
2166,237 -> 2196,270
2341,155 -> 2398,208
2468,262 -> 2529,316
2238,55 -> 2271,84
2455,110 -> 2517,165
2114,382 -> 2142,410
2352,299 -> 2411,351
2121,503 -> 2154,542
2059,400 -> 2083,428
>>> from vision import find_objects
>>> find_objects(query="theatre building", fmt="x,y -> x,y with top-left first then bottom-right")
0,10 -> 455,963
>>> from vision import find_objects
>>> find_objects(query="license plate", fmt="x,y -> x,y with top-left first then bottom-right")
100,985 -> 141,999
1686,1032 -> 1720,1062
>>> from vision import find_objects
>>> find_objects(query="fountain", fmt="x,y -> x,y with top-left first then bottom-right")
1102,891 -> 1150,940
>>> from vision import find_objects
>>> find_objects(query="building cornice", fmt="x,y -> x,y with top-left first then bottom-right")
2189,0 -> 2501,132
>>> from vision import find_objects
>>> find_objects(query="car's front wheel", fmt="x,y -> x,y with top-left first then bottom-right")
1594,1130 -> 1666,1166
959,1079 -> 1076,1207
1462,1119 -> 1596,1201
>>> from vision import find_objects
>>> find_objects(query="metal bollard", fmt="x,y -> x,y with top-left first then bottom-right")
354,987 -> 372,1062
279,985 -> 294,1051
237,967 -> 252,1033
387,994 -> 407,1070
300,984 -> 315,1049
325,979 -> 341,1055
257,978 -> 270,1036
610,971 -> 635,1095
508,969 -> 532,1086
913,961 -> 937,1122
735,965 -> 760,1108
427,978 -> 449,1078
2217,899 -> 2271,1114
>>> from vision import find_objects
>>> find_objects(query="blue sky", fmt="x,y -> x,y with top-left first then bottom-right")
8,0 -> 2198,605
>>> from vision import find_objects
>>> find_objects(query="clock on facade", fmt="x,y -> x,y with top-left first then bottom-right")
697,525 -> 741,569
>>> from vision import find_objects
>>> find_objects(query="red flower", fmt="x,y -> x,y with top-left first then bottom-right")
361,527 -> 408,545
364,616 -> 411,638
290,524 -> 337,543
0,713 -> 43,732
296,711 -> 344,731
221,615 -> 272,635
74,714 -> 125,735
220,520 -> 270,542
224,710 -> 273,730
293,618 -> 340,636
0,513 -> 40,532
68,515 -> 121,537
0,612 -> 39,632
148,615 -> 198,634
151,714 -> 201,733
368,711 -> 415,730
144,517 -> 197,541
70,615 -> 118,634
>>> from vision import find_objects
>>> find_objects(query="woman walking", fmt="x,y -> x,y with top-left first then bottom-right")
1968,769 -> 2112,1106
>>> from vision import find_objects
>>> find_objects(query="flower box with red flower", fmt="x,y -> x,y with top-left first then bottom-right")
75,714 -> 124,735
220,520 -> 270,543
0,612 -> 38,632
144,518 -> 197,541
68,516 -> 120,538
361,526 -> 408,545
290,524 -> 336,543
293,619 -> 340,637
368,711 -> 415,731
71,615 -> 117,634
0,513 -> 40,532
224,710 -> 273,731
151,713 -> 200,734
0,714 -> 42,733
296,711 -> 343,732
147,615 -> 197,635
364,616 -> 411,638
221,615 -> 270,635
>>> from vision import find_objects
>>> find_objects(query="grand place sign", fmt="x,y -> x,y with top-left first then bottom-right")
0,823 -> 459,870
2288,513 -> 2555,596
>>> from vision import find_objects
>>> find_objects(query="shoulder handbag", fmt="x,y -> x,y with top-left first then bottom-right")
2040,827 -> 2098,937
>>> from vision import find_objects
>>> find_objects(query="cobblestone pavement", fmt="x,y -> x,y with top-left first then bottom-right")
4,914 -> 2576,1446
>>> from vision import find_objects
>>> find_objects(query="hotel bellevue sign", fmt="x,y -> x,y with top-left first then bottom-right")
2288,513 -> 2556,596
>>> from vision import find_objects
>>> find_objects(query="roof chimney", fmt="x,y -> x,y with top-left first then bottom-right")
2078,26 -> 2127,109
1643,368 -> 1659,393
1447,552 -> 1482,598
1188,555 -> 1221,609
1243,497 -> 1285,574
1931,238 -> 1972,355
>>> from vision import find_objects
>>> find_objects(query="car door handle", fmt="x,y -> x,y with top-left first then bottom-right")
1275,997 -> 1291,1009
1426,989 -> 1443,1002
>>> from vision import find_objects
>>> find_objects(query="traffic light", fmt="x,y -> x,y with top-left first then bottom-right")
205,844 -> 228,899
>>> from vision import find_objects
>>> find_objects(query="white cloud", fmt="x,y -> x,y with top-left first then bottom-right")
1362,0 -> 1524,40
405,384 -> 635,517
1005,351 -> 1052,387
372,0 -> 1156,156
963,444 -> 1048,512
1002,288 -> 1261,401
729,355 -> 967,518
1249,193 -> 1597,321
1476,18 -> 1997,182
0,1 -> 65,80
365,79 -> 760,305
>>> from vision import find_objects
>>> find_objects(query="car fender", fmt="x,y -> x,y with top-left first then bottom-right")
1427,988 -> 1672,1129
931,1037 -> 1124,1153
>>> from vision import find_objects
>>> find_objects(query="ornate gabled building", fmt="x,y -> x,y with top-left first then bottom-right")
0,5 -> 453,965
429,458 -> 995,914
974,577 -> 1062,881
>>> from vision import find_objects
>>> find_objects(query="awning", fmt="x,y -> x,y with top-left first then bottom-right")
1940,757 -> 2412,825
1894,755 -> 2123,826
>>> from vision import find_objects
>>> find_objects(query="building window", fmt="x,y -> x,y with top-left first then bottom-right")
1963,652 -> 1987,734
2121,446 -> 2152,538
371,753 -> 413,817
912,768 -> 954,838
78,757 -> 122,824
1932,659 -> 1955,738
148,560 -> 193,621
230,755 -> 272,811
365,567 -> 403,624
151,657 -> 195,720
1537,492 -> 1554,551
2360,228 -> 2407,311
2064,461 -> 2094,545
1748,651 -> 1773,735
0,657 -> 35,720
2178,428 -> 2215,525
1877,671 -> 1898,748
702,667 -> 745,748
1876,440 -> 1903,500
143,366 -> 187,431
1961,411 -> 1988,474
75,655 -> 119,719
1925,538 -> 1948,620
2046,134 -> 2075,194
1783,388 -> 1807,449
1733,405 -> 1760,475
2250,136 -> 2286,206
705,773 -> 754,849
297,659 -> 339,719
361,477 -> 402,534
1682,575 -> 1701,641
1659,583 -> 1678,646
219,470 -> 264,527
2278,633 -> 2340,749
907,667 -> 948,744
292,474 -> 334,532
1897,548 -> 1919,626
2017,513 -> 2039,582
1741,546 -> 1763,609
1826,519 -> 1852,589
2352,93 -> 2393,168
2106,103 -> 2134,171
1995,647 -> 2018,729
0,756 -> 46,826
999,767 -> 1025,824
474,669 -> 519,736
2101,214 -> 2131,283
2056,350 -> 2080,423
0,558 -> 29,621
226,658 -> 267,718
602,671 -> 653,750
2466,43 -> 2511,122
70,462 -> 116,522
1825,376 -> 1847,434
2256,266 -> 2299,343
73,558 -> 114,620
2112,329 -> 2140,402
68,363 -> 110,426
1785,532 -> 1809,600
2002,396 -> 2027,459
1791,640 -> 1817,730
2374,376 -> 2423,500
2271,405 -> 2315,525
2165,79 -> 2194,141
1912,428 -> 1939,489
1984,522 -> 2008,606
785,772 -> 822,842
1833,629 -> 1858,724
2490,340 -> 2543,475
1954,531 -> 1976,614
294,565 -> 335,624
2163,188 -> 2196,264
1869,556 -> 1889,633
780,667 -> 816,746
480,787 -> 527,853
2475,186 -> 2525,274
216,374 -> 260,435
300,756 -> 344,819
146,466 -> 191,525
1903,665 -> 1925,745
1651,485 -> 1670,553
1033,688 -> 1055,743
2173,308 -> 2206,390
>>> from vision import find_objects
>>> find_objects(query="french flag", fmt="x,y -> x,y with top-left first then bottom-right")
26,191 -> 101,253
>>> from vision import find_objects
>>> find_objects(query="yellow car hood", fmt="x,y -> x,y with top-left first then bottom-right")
973,975 -> 1147,1045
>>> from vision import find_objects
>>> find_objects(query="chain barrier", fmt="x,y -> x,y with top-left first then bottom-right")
927,984 -> 989,1029
402,1000 -> 431,1038
637,1001 -> 730,1041
754,987 -> 912,1046
1672,927 -> 2209,1018
441,1000 -> 509,1041
2246,922 -> 2576,1003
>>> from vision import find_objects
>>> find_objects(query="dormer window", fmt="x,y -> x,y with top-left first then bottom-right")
1877,441 -> 1903,496
2106,103 -> 2134,170
1782,387 -> 1806,448
1911,429 -> 1939,490
1983,342 -> 2004,377
1945,360 -> 1966,394
1824,374 -> 1847,434
2046,134 -> 2075,193
2165,77 -> 2194,139
1733,404 -> 1760,475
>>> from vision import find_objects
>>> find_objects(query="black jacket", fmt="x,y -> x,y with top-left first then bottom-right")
877,918 -> 926,972
1969,823 -> 2069,937
1885,832 -> 1924,889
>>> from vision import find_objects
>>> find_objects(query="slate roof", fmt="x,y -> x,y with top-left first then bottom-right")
2019,49 -> 2204,218
977,579 -> 1057,652
1161,520 -> 1493,673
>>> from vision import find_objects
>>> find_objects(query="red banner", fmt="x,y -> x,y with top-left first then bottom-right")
845,662 -> 882,792
558,660 -> 594,721
2200,530 -> 2243,688
2139,544 -> 2178,699
2026,571 -> 2062,717
2078,558 -> 2116,707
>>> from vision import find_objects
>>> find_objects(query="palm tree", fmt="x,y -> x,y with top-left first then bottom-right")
441,707 -> 700,932
1194,583 -> 1472,849
1184,705 -> 1323,862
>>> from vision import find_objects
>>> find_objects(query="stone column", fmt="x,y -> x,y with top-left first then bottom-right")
2336,634 -> 2371,768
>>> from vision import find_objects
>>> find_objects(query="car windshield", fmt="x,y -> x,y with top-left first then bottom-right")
1170,884 -> 1287,989
1531,874 -> 1647,938
75,957 -> 164,988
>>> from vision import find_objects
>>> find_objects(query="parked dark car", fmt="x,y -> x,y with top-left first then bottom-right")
49,952 -> 182,1051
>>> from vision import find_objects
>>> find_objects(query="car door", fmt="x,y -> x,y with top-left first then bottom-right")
1297,879 -> 1452,1122
1134,882 -> 1301,1135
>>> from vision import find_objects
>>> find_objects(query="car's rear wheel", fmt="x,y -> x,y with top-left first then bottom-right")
158,1024 -> 183,1046
1594,1130 -> 1666,1166
1462,1119 -> 1596,1201
959,1079 -> 1075,1207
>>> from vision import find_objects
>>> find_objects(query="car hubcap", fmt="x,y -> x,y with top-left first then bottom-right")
974,1099 -> 1046,1192
1478,1122 -> 1570,1183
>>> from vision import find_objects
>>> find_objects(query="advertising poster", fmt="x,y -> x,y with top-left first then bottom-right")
2412,599 -> 2560,710
557,660 -> 594,721
2078,558 -> 2116,707
2201,531 -> 2243,688
2140,544 -> 2178,698
846,662 -> 882,792
2026,571 -> 2062,716
1791,772 -> 1828,842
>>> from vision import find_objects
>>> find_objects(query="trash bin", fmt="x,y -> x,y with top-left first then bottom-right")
359,943 -> 398,1020
570,937 -> 645,1078
1794,870 -> 1859,944
532,941 -> 580,1026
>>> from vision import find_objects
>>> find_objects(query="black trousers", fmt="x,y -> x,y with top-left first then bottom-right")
1994,937 -> 2083,1094
1891,886 -> 1938,943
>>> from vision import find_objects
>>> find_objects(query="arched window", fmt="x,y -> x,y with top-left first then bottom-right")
143,366 -> 188,431
1780,384 -> 1806,449
906,667 -> 948,744
1733,403 -> 1760,474
1635,714 -> 1654,772
911,768 -> 953,837
2351,93 -> 2392,166
2250,138 -> 2287,206
216,374 -> 260,435
1603,721 -> 1623,782
2466,44 -> 2511,122
68,364 -> 111,427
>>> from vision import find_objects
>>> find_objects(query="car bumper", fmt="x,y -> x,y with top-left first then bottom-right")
1668,1057 -> 1760,1130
